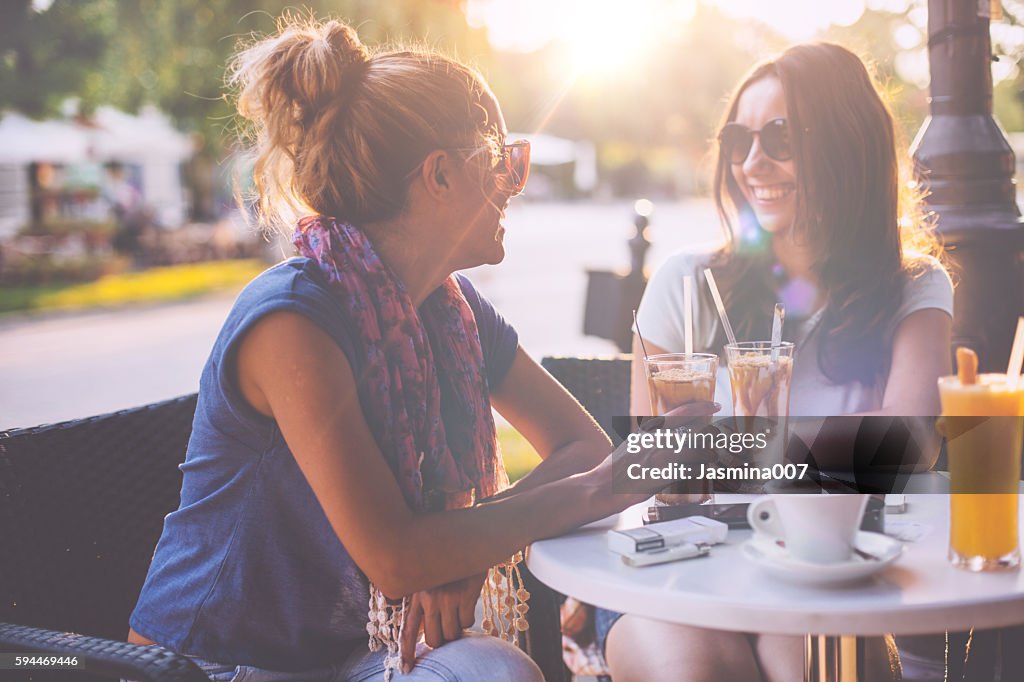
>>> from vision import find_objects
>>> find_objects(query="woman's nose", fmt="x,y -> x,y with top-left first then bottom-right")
742,137 -> 773,175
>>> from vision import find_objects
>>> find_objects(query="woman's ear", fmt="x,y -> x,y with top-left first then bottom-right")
421,150 -> 451,199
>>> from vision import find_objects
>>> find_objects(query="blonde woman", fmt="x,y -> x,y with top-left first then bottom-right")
125,16 -> 685,682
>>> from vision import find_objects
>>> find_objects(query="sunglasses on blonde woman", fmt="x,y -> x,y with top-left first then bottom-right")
493,140 -> 531,196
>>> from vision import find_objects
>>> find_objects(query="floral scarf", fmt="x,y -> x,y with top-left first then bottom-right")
294,217 -> 527,678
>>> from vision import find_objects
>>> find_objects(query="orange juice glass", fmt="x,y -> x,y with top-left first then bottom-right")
938,374 -> 1024,571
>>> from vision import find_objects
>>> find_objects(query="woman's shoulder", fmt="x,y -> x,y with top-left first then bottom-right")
897,252 -> 954,319
224,257 -> 351,347
659,246 -> 716,270
652,249 -> 716,277
229,257 -> 339,313
902,253 -> 953,293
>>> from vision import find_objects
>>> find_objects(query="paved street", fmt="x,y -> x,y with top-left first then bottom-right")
0,199 -> 720,429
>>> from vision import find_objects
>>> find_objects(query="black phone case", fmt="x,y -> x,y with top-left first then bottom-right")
643,495 -> 886,532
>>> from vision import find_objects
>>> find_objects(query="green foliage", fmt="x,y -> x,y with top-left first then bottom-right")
0,0 -> 114,117
2,1 -> 481,151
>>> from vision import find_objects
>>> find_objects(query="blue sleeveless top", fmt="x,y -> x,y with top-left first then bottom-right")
129,258 -> 518,670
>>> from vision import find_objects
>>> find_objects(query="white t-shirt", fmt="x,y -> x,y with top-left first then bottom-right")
635,251 -> 954,417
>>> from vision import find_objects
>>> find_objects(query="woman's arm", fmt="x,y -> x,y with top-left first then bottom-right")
486,347 -> 612,497
877,308 -> 952,417
792,309 -> 952,472
237,311 -> 650,598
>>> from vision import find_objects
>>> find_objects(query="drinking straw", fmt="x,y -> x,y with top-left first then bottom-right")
703,268 -> 737,346
1007,316 -> 1024,388
956,347 -> 978,385
633,309 -> 650,360
683,275 -> 694,357
770,303 -> 785,362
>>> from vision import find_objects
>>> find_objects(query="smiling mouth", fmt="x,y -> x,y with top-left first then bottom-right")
750,184 -> 795,203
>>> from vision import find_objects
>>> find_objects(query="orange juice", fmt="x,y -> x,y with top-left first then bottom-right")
938,374 -> 1024,571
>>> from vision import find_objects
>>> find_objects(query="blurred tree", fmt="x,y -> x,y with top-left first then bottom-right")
80,0 -> 486,154
0,0 -> 484,151
0,0 -> 113,118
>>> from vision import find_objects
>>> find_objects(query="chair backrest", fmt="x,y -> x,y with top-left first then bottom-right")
541,356 -> 631,441
0,395 -> 198,641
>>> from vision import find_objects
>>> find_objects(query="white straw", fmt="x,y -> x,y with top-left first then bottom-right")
703,268 -> 737,346
770,303 -> 785,362
683,275 -> 694,357
1007,316 -> 1024,388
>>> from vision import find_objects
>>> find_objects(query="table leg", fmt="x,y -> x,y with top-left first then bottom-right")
804,634 -> 863,682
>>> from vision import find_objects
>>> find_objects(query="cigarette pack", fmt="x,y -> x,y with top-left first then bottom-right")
621,542 -> 711,567
607,516 -> 728,556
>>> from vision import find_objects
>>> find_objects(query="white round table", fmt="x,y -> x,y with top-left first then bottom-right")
527,479 -> 1024,681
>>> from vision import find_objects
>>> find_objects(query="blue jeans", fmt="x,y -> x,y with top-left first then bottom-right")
594,607 -> 625,658
184,633 -> 542,682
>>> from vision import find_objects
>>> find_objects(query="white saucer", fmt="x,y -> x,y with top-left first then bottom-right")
741,531 -> 903,586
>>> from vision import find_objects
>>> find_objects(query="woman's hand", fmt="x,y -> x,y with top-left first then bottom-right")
586,402 -> 723,507
662,400 -> 721,420
399,572 -> 487,672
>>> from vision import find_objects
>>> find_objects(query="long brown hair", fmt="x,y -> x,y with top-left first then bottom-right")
708,42 -> 942,386
229,14 -> 499,233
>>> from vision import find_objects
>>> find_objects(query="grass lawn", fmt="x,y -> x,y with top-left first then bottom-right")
0,260 -> 266,315
498,424 -> 542,482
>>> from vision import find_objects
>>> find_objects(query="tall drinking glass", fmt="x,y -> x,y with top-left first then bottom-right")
723,342 -> 795,492
938,374 -> 1023,571
643,353 -> 718,503
723,341 -> 795,419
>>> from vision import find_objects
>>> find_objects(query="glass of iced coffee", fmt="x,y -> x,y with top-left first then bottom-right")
724,341 -> 795,418
644,353 -> 718,415
643,353 -> 718,503
723,342 -> 794,492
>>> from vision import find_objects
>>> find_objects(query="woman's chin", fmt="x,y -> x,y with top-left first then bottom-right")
484,244 -> 506,265
756,215 -> 793,234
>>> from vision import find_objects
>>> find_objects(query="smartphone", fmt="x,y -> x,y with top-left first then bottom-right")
643,495 -> 885,533
644,503 -> 751,529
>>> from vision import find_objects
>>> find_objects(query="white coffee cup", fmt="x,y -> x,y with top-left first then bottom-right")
747,494 -> 869,564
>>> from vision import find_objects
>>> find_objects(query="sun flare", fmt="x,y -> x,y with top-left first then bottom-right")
468,0 -> 698,80
561,1 -> 697,80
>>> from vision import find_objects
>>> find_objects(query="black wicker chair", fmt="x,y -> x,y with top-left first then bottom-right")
0,395 -> 206,682
514,356 -> 631,682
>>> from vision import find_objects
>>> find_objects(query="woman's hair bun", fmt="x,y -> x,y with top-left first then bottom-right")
232,13 -> 494,233
323,20 -> 369,69
231,15 -> 370,129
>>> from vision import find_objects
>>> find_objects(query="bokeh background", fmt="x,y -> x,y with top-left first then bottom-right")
3,1 -> 1024,450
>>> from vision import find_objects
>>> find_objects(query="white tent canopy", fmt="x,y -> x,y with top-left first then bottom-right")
0,106 -> 193,165
0,114 -> 92,165
0,106 -> 194,237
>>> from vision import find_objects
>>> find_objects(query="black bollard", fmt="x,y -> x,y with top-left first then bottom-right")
583,201 -> 652,352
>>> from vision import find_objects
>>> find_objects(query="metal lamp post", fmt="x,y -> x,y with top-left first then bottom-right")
901,3 -> 1024,677
910,0 -> 1024,372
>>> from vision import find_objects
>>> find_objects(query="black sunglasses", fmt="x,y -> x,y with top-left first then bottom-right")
718,118 -> 792,165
